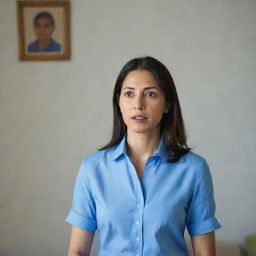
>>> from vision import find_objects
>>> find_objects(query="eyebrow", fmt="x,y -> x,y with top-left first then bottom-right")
122,86 -> 161,91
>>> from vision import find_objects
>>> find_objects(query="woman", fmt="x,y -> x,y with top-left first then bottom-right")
27,12 -> 61,53
65,56 -> 221,256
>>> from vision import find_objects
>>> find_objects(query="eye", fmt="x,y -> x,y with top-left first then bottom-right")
124,91 -> 134,97
146,91 -> 157,97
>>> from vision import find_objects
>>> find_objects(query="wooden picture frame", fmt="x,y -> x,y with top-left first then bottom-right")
17,1 -> 70,61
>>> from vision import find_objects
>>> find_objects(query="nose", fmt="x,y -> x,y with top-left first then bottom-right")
133,94 -> 145,110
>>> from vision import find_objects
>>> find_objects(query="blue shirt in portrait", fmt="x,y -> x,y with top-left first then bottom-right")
65,134 -> 221,256
27,38 -> 61,53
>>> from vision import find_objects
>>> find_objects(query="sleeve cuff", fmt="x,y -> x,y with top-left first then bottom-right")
187,216 -> 221,236
65,209 -> 97,231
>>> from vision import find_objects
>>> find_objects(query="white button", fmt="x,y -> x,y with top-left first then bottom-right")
136,237 -> 141,241
137,204 -> 140,208
136,221 -> 140,225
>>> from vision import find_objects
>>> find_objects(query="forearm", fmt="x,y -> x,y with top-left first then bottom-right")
68,251 -> 89,256
194,252 -> 215,256
67,226 -> 94,256
192,232 -> 216,256
194,253 -> 215,256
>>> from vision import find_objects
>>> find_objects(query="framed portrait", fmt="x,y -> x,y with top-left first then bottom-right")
17,1 -> 70,61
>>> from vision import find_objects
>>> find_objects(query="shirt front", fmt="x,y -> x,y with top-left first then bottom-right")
27,38 -> 61,53
65,134 -> 221,256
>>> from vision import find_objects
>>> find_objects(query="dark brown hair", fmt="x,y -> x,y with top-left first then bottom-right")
99,56 -> 191,162
34,12 -> 55,26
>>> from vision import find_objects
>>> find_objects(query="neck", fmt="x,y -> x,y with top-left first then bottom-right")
38,38 -> 51,50
126,130 -> 161,160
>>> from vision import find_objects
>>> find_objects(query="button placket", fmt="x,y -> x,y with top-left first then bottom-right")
135,204 -> 143,252
126,154 -> 155,255
134,197 -> 144,254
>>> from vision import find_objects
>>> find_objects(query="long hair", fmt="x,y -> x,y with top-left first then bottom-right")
99,56 -> 191,163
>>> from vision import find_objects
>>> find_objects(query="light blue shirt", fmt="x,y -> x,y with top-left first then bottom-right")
65,134 -> 221,256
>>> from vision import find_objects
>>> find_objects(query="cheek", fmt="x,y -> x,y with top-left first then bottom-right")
119,105 -> 132,125
151,104 -> 166,119
45,29 -> 52,36
119,98 -> 132,112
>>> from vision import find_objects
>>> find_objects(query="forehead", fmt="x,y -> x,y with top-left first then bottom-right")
122,70 -> 159,88
35,17 -> 53,25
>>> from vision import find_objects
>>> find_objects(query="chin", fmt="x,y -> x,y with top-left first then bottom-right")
128,127 -> 158,135
126,122 -> 160,135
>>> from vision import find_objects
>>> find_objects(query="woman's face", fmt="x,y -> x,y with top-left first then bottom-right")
34,17 -> 54,41
118,69 -> 169,136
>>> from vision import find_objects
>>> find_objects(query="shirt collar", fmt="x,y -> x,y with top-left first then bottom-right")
111,134 -> 168,161
35,39 -> 54,51
156,136 -> 169,161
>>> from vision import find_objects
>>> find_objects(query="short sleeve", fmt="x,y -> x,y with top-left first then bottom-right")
65,159 -> 97,231
185,158 -> 221,236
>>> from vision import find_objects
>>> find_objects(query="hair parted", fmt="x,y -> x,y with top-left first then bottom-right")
99,56 -> 191,163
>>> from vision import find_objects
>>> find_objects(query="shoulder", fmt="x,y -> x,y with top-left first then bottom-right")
52,39 -> 60,46
80,150 -> 104,167
181,151 -> 207,165
180,151 -> 211,177
27,40 -> 38,52
50,39 -> 61,50
78,147 -> 114,174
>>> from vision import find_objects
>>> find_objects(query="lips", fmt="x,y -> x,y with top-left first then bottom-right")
131,115 -> 147,120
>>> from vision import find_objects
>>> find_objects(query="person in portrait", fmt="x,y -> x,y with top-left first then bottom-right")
27,11 -> 61,53
65,56 -> 221,256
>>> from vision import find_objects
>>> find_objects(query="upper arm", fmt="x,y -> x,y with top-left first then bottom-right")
185,158 -> 221,236
66,159 -> 97,255
191,231 -> 216,256
65,159 -> 97,231
68,225 -> 95,256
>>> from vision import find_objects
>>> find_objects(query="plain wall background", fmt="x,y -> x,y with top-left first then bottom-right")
0,0 -> 255,255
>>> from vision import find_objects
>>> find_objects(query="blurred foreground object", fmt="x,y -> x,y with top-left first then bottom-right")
246,235 -> 256,256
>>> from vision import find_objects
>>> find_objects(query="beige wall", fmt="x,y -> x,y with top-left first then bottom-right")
0,0 -> 255,255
